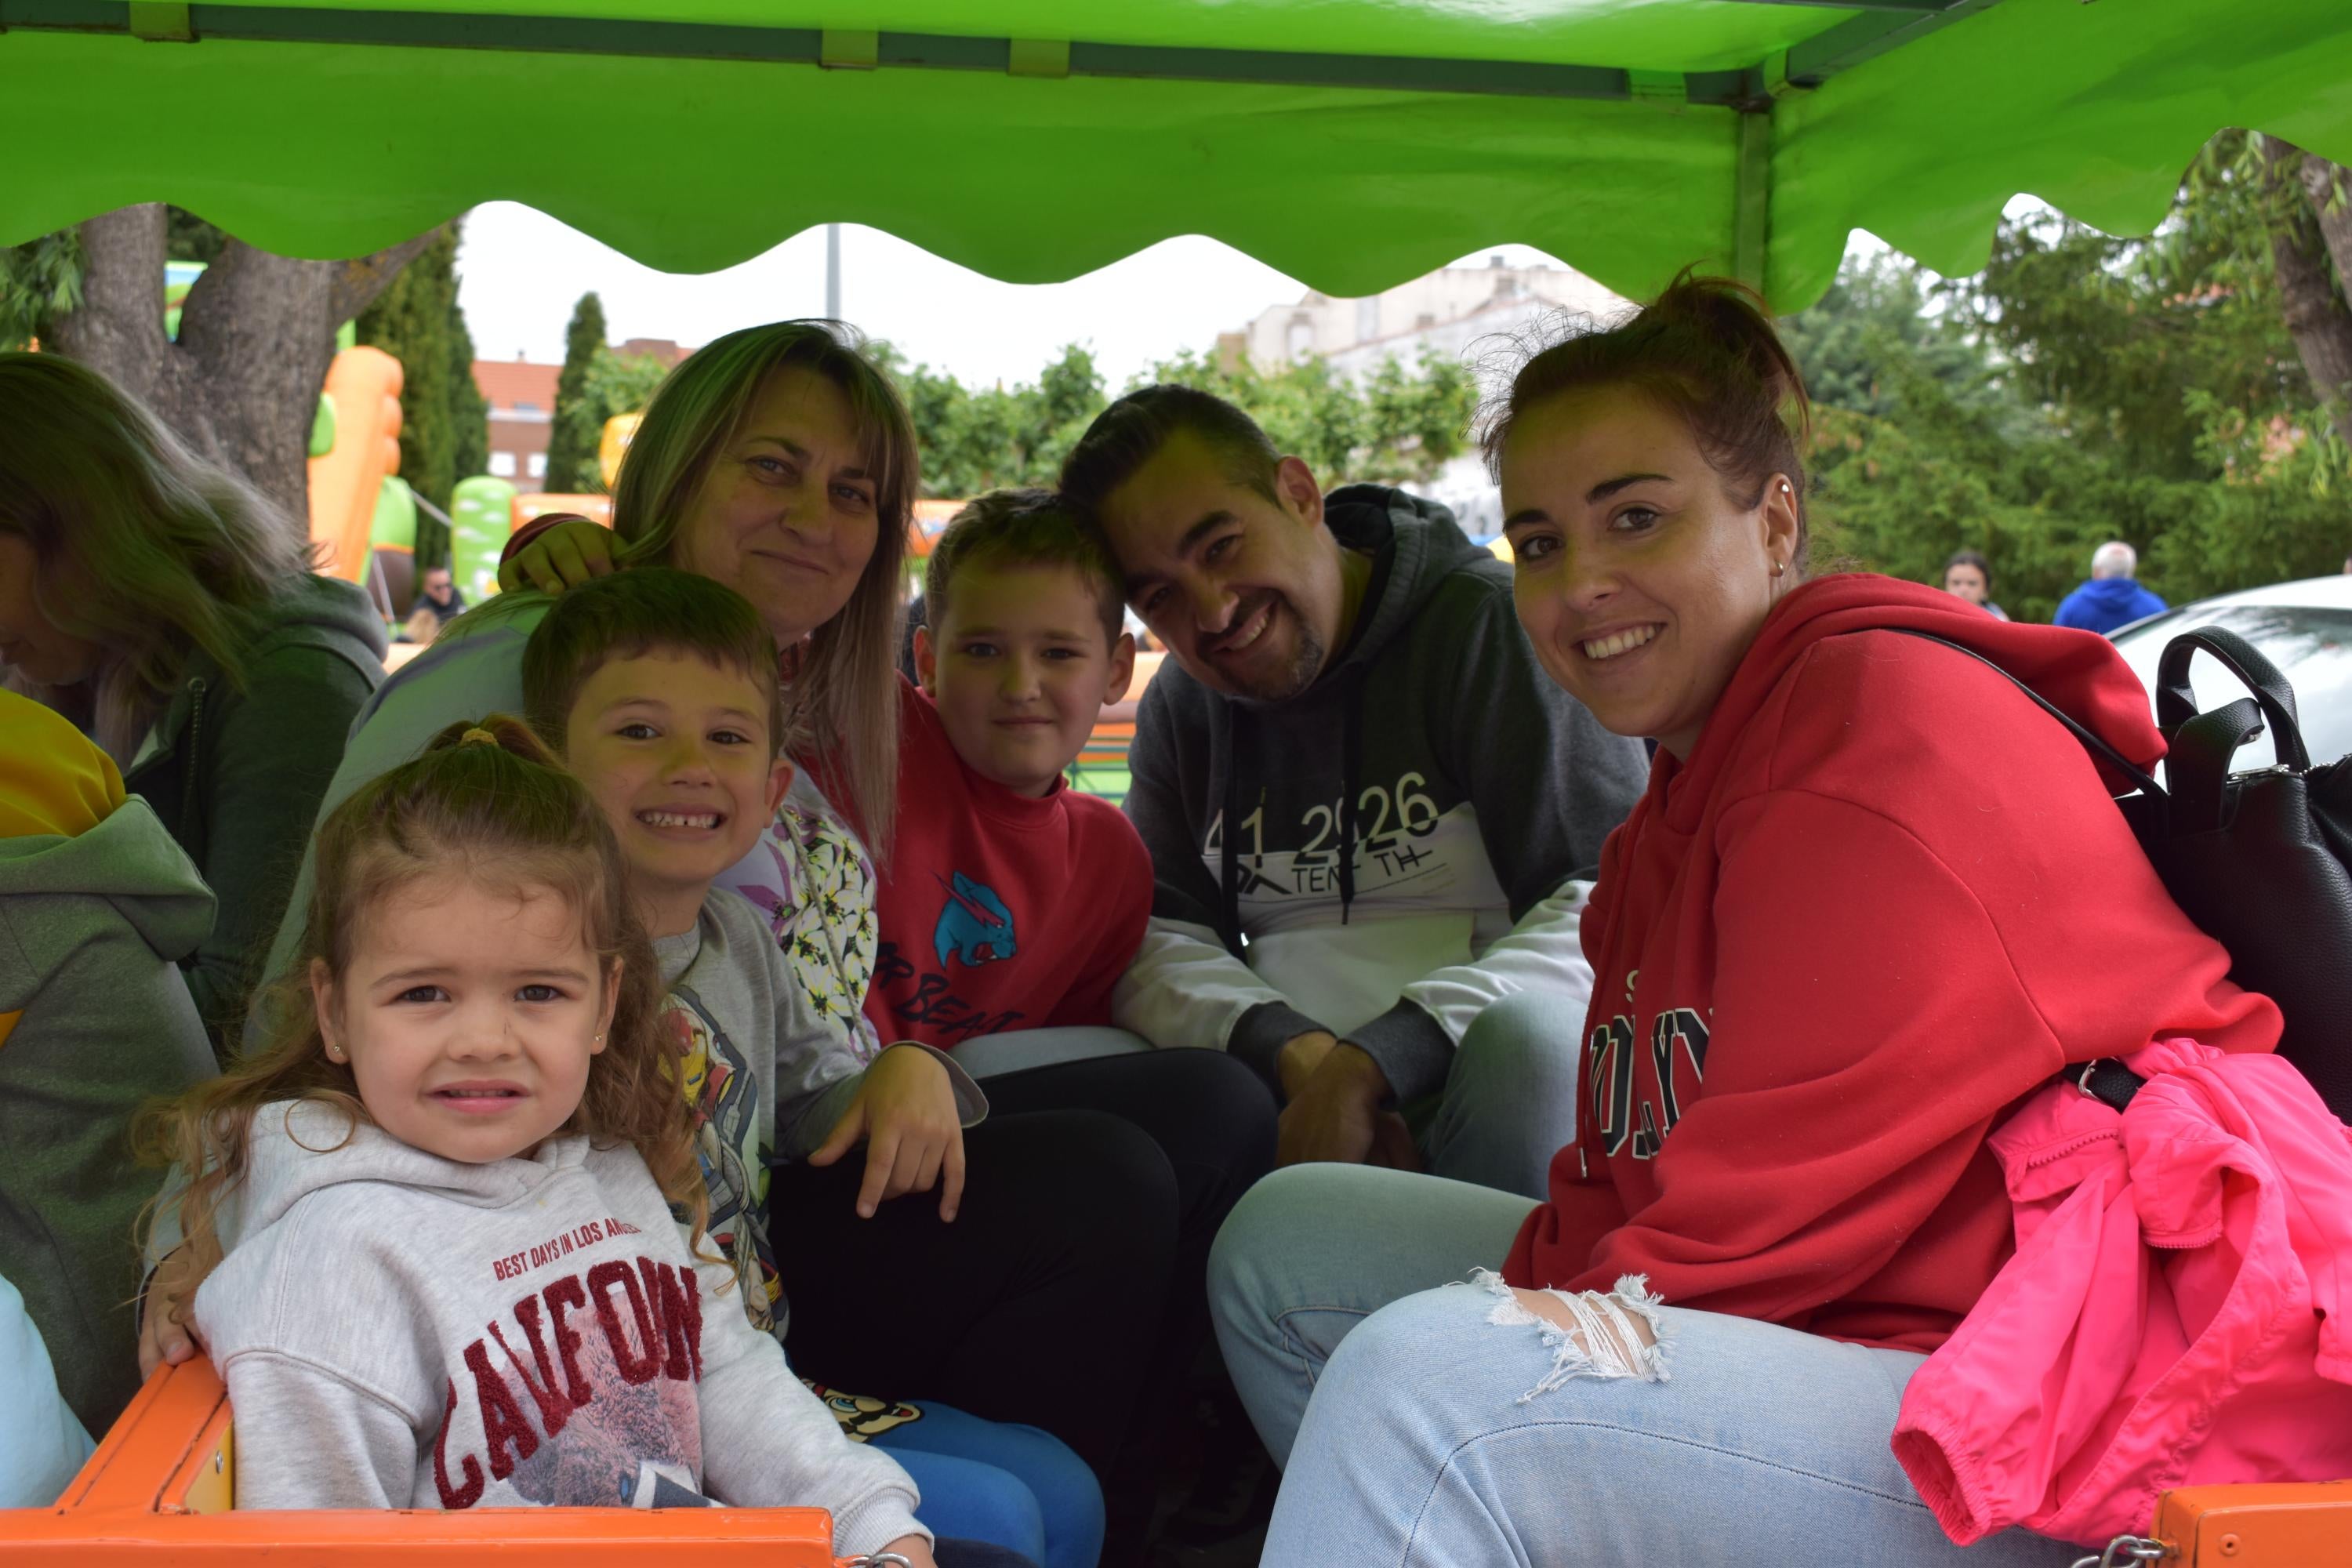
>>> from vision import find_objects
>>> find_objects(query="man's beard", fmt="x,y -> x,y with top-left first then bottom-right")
1225,598 -> 1330,706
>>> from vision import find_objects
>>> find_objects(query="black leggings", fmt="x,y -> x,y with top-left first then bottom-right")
771,1050 -> 1276,1545
977,1048 -> 1278,1387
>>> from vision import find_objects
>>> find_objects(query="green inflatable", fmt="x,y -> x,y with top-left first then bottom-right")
448,475 -> 517,606
368,476 -> 416,554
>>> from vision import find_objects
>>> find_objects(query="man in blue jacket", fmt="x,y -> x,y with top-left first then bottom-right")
2054,541 -> 2167,634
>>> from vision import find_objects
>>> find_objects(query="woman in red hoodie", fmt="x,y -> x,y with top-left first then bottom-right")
1207,275 -> 2280,1565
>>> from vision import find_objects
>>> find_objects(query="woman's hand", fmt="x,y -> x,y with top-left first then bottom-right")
808,1047 -> 967,1222
498,519 -> 619,595
137,1234 -> 223,1377
870,1534 -> 938,1567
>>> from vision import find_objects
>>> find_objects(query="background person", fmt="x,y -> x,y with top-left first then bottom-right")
2053,540 -> 2165,633
0,352 -> 386,1058
1210,275 -> 2278,1566
0,690 -> 216,1453
394,604 -> 441,648
416,562 -> 466,627
1940,549 -> 2008,620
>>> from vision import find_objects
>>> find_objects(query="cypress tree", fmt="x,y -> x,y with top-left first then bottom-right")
545,291 -> 608,493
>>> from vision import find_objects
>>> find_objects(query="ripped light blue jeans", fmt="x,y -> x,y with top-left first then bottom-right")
1214,1165 -> 2081,1567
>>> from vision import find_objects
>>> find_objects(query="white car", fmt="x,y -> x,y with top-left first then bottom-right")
2109,573 -> 2352,773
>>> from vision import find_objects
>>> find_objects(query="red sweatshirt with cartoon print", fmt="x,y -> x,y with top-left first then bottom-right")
865,676 -> 1152,1051
1503,574 -> 2281,1351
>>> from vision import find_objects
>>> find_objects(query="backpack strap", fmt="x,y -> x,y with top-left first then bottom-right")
1883,629 -> 2168,804
2154,626 -> 2310,770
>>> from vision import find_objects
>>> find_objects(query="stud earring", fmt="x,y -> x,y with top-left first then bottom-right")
325,1044 -> 344,1062
1770,560 -> 1786,579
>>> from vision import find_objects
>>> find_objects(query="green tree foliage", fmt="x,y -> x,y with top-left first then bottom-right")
544,291 -> 608,492
873,342 -> 1106,497
1134,347 -> 1476,484
1791,140 -> 2352,624
354,222 -> 488,544
879,339 -> 1477,500
0,206 -> 221,349
447,289 -> 489,485
0,229 -> 85,350
586,347 -> 672,430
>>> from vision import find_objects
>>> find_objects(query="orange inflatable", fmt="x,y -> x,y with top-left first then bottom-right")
307,347 -> 404,583
512,492 -> 612,531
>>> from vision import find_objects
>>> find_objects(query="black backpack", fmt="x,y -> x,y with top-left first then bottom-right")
1895,626 -> 2352,1121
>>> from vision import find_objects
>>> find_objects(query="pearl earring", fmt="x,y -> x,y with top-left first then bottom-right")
1770,560 -> 1786,579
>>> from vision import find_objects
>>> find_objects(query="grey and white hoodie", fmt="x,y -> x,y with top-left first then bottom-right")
1113,485 -> 1650,1102
194,1101 -> 924,1555
0,796 -> 216,1436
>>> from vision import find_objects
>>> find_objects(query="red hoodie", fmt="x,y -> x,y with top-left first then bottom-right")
1502,575 -> 2281,1350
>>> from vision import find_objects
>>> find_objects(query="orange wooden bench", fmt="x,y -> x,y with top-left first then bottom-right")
0,1359 -> 872,1566
2,1359 -> 2343,1564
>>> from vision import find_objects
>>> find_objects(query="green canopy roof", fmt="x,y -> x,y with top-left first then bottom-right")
4,0 -> 2349,308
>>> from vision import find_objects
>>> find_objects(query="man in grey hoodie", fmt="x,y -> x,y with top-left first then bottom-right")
1061,387 -> 1649,1200
0,691 -> 217,1452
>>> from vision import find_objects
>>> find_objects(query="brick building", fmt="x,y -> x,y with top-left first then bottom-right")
472,356 -> 559,485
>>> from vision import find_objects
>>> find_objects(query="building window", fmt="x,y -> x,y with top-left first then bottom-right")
515,401 -> 542,414
488,451 -> 517,478
528,452 -> 547,480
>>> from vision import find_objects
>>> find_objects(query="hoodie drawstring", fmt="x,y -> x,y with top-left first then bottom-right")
1338,664 -> 1365,925
1218,702 -> 1247,958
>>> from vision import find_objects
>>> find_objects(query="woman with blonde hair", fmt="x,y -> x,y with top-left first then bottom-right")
0,352 -> 386,1055
256,320 -> 909,1030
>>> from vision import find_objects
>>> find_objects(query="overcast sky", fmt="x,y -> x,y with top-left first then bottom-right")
455,201 -> 1580,390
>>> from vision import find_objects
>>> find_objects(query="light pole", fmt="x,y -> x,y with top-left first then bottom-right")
825,223 -> 841,320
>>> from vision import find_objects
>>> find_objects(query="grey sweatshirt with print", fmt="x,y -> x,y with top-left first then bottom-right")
194,1102 -> 924,1555
654,887 -> 985,1343
1112,485 -> 1650,1102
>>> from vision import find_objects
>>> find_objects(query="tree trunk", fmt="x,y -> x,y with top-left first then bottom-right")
2293,151 -> 2352,302
47,205 -> 445,531
2263,139 -> 2352,449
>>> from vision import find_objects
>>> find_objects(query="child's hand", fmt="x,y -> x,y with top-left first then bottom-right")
808,1047 -> 967,1223
137,1233 -> 223,1377
869,1534 -> 938,1567
498,517 -> 618,595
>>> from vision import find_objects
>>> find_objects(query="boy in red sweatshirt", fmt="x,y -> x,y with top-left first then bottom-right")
866,490 -> 1152,1054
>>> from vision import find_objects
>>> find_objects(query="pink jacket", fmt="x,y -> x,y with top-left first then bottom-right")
1891,1039 -> 2352,1547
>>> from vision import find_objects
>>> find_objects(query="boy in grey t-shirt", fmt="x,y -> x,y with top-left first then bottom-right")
517,570 -> 986,1334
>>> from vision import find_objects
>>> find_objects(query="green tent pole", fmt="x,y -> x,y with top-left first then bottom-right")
1733,101 -> 1772,299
